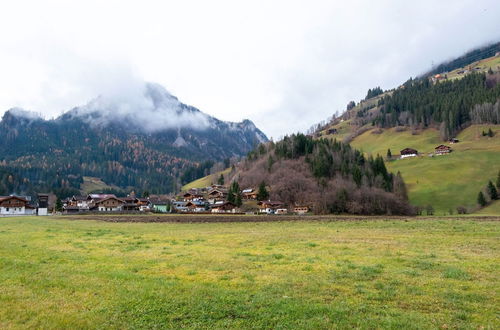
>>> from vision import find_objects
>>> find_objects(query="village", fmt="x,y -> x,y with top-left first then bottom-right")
1,185 -> 310,216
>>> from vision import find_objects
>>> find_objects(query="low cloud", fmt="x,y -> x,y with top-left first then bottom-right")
68,79 -> 212,132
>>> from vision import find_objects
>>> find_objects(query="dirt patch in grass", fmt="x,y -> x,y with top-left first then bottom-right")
61,214 -> 500,223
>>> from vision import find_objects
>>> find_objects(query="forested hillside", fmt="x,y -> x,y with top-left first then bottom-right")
374,72 -> 500,139
238,134 -> 412,215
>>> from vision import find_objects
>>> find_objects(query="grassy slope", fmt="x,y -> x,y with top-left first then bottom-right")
81,176 -> 122,194
351,125 -> 500,214
181,168 -> 231,191
0,217 -> 498,328
477,200 -> 500,215
447,55 -> 500,80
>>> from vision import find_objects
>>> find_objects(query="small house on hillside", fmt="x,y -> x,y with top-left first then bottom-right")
400,148 -> 418,159
434,145 -> 452,155
242,188 -> 257,200
449,138 -> 459,144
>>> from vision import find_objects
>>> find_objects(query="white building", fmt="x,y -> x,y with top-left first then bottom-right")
0,196 -> 34,216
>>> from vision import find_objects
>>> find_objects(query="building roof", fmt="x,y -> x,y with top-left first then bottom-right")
435,144 -> 451,150
94,196 -> 125,204
400,148 -> 418,155
0,195 -> 29,203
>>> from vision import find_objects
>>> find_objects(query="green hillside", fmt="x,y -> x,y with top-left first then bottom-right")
351,125 -> 500,214
181,168 -> 231,191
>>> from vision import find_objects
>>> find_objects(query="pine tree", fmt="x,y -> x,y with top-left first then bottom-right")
217,174 -> 224,185
487,180 -> 498,200
235,194 -> 242,207
496,170 -> 500,189
386,149 -> 392,159
227,190 -> 235,203
256,181 -> 269,201
55,198 -> 63,212
488,128 -> 494,137
477,191 -> 487,206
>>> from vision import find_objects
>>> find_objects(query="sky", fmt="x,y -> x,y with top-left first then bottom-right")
0,0 -> 499,139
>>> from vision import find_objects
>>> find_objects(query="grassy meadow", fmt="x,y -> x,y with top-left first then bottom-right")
1,216 -> 499,329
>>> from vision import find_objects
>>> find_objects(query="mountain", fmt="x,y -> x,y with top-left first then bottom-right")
312,49 -> 500,214
0,83 -> 268,196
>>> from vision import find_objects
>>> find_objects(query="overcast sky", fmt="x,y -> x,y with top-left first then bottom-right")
1,0 -> 499,138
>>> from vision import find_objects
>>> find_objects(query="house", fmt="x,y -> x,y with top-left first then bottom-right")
150,198 -> 169,213
186,201 -> 207,212
63,195 -> 91,213
258,200 -> 285,214
449,138 -> 459,144
400,148 -> 418,159
90,196 -> 125,212
136,198 -> 151,211
294,205 -> 309,215
71,195 -> 89,209
121,197 -> 140,211
435,145 -> 452,155
207,188 -> 228,203
171,201 -> 188,213
0,196 -> 32,215
182,192 -> 204,202
242,188 -> 258,200
211,201 -> 236,213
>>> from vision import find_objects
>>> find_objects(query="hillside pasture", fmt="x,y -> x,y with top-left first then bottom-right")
0,216 -> 498,329
350,125 -> 500,214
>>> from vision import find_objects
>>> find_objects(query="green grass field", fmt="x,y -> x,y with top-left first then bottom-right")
1,216 -> 499,329
351,125 -> 500,214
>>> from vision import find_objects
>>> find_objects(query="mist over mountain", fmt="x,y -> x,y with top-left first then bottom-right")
0,83 -> 268,196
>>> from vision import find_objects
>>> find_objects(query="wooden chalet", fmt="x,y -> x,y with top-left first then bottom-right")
434,145 -> 452,155
0,196 -> 33,215
207,188 -> 228,203
449,138 -> 459,144
186,201 -> 206,212
211,201 -> 236,213
90,196 -> 125,212
400,148 -> 418,159
242,188 -> 258,200
183,192 -> 204,202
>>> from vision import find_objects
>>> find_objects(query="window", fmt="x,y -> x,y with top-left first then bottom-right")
6,208 -> 9,211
